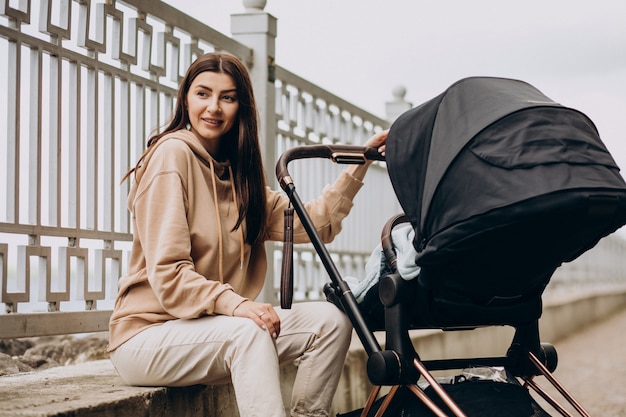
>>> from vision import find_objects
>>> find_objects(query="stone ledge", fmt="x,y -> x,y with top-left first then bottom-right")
2,288 -> 626,417
0,359 -> 239,417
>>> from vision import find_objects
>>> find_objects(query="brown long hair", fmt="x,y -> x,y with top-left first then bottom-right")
126,52 -> 268,245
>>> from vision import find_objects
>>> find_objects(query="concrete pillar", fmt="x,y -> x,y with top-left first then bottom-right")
230,1 -> 279,304
385,85 -> 412,122
230,1 -> 277,171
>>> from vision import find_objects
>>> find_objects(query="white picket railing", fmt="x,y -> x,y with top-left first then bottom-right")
0,0 -> 624,340
0,0 -> 399,338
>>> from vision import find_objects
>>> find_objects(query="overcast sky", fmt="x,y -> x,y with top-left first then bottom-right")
166,0 -> 626,170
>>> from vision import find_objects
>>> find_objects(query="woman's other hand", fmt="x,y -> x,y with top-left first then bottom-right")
233,300 -> 281,339
364,129 -> 388,156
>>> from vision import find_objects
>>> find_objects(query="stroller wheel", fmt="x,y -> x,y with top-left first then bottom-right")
540,342 -> 558,373
367,350 -> 404,386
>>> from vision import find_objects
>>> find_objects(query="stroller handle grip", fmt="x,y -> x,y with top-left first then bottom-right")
276,144 -> 385,191
381,213 -> 411,273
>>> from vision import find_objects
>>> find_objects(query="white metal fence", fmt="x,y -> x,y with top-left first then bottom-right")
1,0 -> 624,340
0,0 -> 398,338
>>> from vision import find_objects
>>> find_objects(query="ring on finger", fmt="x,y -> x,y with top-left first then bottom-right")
258,312 -> 266,318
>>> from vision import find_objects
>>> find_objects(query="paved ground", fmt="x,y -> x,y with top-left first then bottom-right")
531,306 -> 626,416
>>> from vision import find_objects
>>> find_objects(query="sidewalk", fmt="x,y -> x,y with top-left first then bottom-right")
532,305 -> 626,416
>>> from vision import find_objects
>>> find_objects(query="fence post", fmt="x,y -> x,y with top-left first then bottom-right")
385,85 -> 413,122
230,1 -> 279,304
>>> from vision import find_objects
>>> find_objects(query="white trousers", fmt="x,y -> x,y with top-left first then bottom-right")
109,301 -> 352,417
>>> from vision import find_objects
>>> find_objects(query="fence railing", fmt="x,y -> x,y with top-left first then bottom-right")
271,65 -> 399,301
0,0 -> 398,338
550,232 -> 626,295
1,0 -> 624,340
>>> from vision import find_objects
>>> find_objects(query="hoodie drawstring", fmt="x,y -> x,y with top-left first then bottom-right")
208,158 -> 225,282
208,158 -> 245,283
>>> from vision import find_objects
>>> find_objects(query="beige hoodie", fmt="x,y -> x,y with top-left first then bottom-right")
108,129 -> 371,351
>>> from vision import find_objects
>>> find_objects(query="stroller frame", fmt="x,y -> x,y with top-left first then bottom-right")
276,144 -> 593,417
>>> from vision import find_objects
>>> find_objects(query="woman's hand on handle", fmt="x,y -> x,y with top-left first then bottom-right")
365,129 -> 389,156
233,300 -> 281,339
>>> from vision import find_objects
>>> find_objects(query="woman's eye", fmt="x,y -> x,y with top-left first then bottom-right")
222,95 -> 236,102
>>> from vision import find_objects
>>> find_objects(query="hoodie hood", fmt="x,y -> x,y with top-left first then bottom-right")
133,129 -> 229,185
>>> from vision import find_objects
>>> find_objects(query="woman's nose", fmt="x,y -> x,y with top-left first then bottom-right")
207,98 -> 222,114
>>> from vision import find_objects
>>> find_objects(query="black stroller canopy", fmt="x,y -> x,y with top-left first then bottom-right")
386,76 -> 626,299
387,76 -> 623,249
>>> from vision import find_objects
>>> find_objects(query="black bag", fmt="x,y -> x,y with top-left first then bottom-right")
338,380 -> 551,417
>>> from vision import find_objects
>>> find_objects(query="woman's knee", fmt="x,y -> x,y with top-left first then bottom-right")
314,302 -> 353,342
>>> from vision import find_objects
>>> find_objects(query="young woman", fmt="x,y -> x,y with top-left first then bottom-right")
108,51 -> 387,417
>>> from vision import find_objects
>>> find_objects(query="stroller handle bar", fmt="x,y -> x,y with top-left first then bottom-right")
276,144 -> 385,191
274,144 -> 386,356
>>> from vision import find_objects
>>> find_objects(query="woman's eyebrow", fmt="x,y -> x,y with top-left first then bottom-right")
194,84 -> 237,94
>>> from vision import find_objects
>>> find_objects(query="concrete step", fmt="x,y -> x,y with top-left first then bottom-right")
0,359 -> 239,417
1,288 -> 625,417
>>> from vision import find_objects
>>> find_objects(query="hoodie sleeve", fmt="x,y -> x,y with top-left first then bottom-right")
264,163 -> 369,243
131,147 -> 246,318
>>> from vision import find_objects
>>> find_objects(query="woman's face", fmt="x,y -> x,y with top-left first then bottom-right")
186,71 -> 239,156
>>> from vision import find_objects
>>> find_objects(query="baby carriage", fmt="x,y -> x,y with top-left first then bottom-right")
276,77 -> 626,416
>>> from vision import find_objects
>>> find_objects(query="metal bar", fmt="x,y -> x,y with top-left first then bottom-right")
118,77 -> 130,234
413,358 -> 468,417
67,59 -> 79,229
85,66 -> 97,231
528,351 -> 592,417
103,72 -> 113,232
373,385 -> 399,417
406,384 -> 450,417
48,49 -> 61,227
360,385 -> 381,417
28,46 -> 41,225
0,222 -> 133,241
6,35 -> 18,223
524,377 -> 574,417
